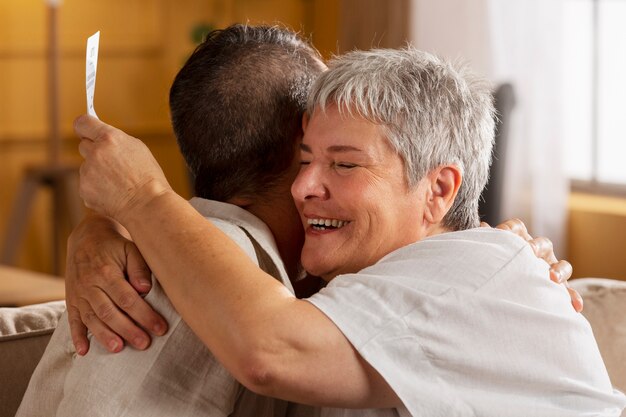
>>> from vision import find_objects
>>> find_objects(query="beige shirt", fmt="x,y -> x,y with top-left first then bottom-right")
17,198 -> 296,417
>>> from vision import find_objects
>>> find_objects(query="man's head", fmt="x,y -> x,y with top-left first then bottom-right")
169,24 -> 326,279
169,24 -> 326,202
292,48 -> 495,280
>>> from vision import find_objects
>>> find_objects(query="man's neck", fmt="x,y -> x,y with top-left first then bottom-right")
228,197 -> 303,284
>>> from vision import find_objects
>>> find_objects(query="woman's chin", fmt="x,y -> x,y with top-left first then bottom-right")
301,258 -> 332,282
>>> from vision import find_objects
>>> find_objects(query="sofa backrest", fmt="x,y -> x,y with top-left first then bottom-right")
1,279 -> 625,417
571,278 -> 626,403
0,301 -> 66,417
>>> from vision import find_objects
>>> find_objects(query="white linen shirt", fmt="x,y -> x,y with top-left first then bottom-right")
308,228 -> 626,417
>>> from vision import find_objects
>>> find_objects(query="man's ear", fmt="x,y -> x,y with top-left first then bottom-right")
423,165 -> 462,225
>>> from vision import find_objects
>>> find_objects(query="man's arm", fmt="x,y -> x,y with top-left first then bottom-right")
66,211 -> 167,354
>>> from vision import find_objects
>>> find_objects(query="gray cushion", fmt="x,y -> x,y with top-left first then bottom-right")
570,279 -> 626,397
0,301 -> 65,417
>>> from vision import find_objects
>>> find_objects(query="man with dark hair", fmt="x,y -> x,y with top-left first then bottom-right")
167,24 -> 325,281
171,27 -> 320,205
17,24 -> 325,417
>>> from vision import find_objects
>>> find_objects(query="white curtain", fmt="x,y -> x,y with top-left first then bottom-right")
410,0 -> 569,254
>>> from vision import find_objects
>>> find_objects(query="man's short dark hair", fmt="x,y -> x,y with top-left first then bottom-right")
169,24 -> 325,201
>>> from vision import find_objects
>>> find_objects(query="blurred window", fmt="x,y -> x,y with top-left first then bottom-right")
563,0 -> 626,191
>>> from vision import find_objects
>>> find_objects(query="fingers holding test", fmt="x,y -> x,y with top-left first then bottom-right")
74,114 -> 120,143
75,114 -> 173,221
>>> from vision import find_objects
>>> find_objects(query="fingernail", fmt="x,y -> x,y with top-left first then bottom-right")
153,323 -> 164,335
134,337 -> 148,349
76,343 -> 87,356
138,279 -> 151,290
554,270 -> 562,283
108,340 -> 120,352
575,294 -> 584,312
549,270 -> 560,283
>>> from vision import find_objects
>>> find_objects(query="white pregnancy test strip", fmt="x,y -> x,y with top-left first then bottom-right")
86,31 -> 100,118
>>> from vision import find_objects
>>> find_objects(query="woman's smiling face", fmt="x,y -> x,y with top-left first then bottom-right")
291,105 -> 431,281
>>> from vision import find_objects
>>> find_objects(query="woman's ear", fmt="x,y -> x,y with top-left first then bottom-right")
423,165 -> 462,224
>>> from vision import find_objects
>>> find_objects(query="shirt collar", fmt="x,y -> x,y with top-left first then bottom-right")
189,197 -> 293,293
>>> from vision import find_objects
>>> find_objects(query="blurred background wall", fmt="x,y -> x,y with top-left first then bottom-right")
0,0 -> 341,274
1,0 -> 624,280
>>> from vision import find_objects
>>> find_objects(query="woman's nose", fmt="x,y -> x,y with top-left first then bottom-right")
291,163 -> 329,202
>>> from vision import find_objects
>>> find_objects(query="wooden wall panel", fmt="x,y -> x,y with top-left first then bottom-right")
0,59 -> 48,139
0,0 -> 47,52
0,0 -> 339,274
338,0 -> 410,52
230,0 -> 306,29
0,137 -> 189,273
0,0 -> 184,274
0,0 -> 163,53
311,0 -> 340,58
0,0 -> 170,141
568,194 -> 626,281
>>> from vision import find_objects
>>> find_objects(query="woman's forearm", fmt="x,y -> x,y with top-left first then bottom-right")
120,189 -> 293,372
73,115 -> 397,406
118,189 -> 399,408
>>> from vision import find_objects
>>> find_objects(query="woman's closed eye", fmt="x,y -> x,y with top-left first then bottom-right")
335,162 -> 358,170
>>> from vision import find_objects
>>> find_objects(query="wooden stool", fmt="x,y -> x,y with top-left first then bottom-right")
1,164 -> 84,275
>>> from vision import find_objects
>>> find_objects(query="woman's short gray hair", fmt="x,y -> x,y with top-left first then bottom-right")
307,47 -> 495,231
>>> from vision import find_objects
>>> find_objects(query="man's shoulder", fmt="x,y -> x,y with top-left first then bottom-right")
189,197 -> 292,290
189,197 -> 260,264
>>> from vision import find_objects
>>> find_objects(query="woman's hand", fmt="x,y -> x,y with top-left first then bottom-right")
75,115 -> 172,225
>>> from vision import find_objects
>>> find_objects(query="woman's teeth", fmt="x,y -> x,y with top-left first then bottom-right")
308,218 -> 350,230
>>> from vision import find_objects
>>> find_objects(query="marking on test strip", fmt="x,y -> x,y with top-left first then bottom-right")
86,31 -> 100,118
